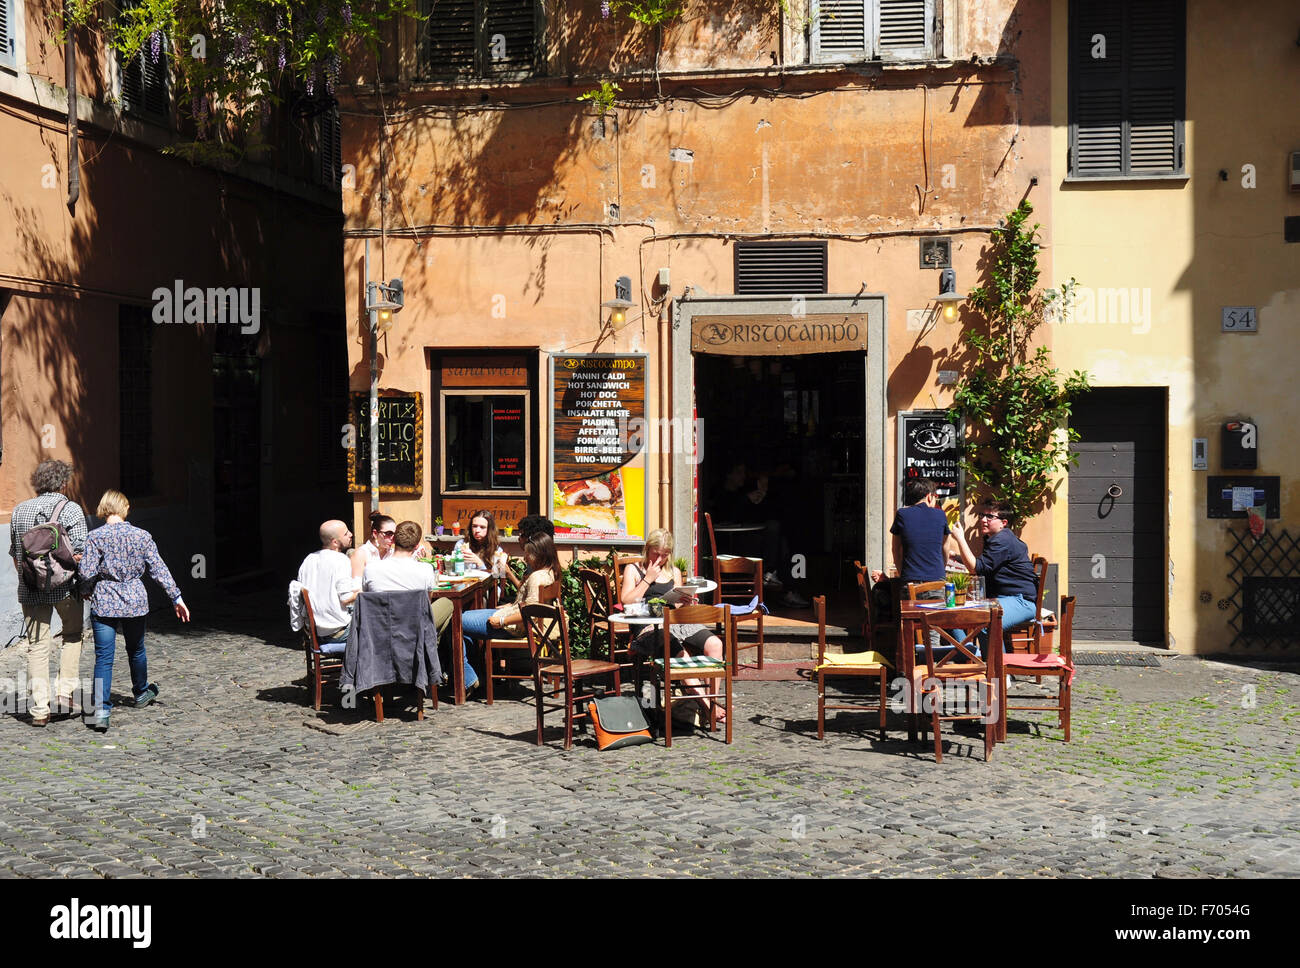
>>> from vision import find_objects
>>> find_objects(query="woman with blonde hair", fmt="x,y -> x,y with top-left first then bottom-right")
77,490 -> 190,732
620,528 -> 727,720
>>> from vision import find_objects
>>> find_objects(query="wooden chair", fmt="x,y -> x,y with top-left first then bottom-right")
485,579 -> 561,704
814,595 -> 891,740
916,606 -> 1003,763
703,512 -> 722,603
578,567 -> 632,674
854,560 -> 898,657
299,588 -> 344,711
1002,595 -> 1076,741
906,580 -> 948,602
1004,555 -> 1049,654
651,603 -> 734,747
522,602 -> 621,750
716,556 -> 764,673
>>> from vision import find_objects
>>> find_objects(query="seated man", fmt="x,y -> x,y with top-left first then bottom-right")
292,520 -> 361,653
362,520 -> 461,685
875,477 -> 956,586
950,501 -> 1039,640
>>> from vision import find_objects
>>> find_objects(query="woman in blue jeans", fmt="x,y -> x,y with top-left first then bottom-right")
459,534 -> 560,697
77,490 -> 190,731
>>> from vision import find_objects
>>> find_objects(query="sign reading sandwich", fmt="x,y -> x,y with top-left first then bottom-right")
551,355 -> 648,543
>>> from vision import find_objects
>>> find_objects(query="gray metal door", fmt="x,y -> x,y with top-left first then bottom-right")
1067,389 -> 1165,642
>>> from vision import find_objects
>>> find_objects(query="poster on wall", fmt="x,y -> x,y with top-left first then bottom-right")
348,390 -> 423,494
550,355 -> 648,543
897,409 -> 963,501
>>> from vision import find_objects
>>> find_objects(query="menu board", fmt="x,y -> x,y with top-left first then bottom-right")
551,355 -> 648,543
348,391 -> 423,494
897,410 -> 963,500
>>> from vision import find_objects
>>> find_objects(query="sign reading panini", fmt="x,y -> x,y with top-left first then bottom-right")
692,314 -> 867,355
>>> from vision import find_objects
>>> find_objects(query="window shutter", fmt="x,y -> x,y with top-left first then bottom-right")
812,0 -> 869,63
318,106 -> 342,187
734,242 -> 829,295
1069,0 -> 1183,178
143,44 -> 169,118
0,0 -> 15,70
876,0 -> 932,60
483,0 -> 536,75
422,0 -> 477,76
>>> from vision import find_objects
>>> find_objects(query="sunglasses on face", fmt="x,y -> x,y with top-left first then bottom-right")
378,530 -> 396,537
978,513 -> 1005,521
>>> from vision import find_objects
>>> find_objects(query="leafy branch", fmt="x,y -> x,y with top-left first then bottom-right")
948,201 -> 1092,526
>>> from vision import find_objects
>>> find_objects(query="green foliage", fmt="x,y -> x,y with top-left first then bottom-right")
672,556 -> 689,575
60,1 -> 416,163
949,201 -> 1092,526
576,81 -> 621,115
610,0 -> 683,27
946,571 -> 971,592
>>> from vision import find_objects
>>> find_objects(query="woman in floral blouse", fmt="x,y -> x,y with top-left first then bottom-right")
77,490 -> 190,731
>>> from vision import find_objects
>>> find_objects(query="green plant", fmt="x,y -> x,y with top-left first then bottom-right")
949,201 -> 1092,526
672,556 -> 689,575
610,0 -> 683,27
946,571 -> 971,593
434,516 -> 443,526
577,81 -> 621,116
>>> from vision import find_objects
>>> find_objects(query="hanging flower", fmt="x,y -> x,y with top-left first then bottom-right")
278,44 -> 287,70
341,3 -> 353,26
601,1 -> 611,17
149,31 -> 163,63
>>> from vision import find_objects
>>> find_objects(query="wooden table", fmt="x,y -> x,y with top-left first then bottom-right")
431,574 -> 490,705
897,600 -> 1006,746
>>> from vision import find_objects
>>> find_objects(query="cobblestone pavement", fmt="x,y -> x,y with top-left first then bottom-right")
1,596 -> 1298,878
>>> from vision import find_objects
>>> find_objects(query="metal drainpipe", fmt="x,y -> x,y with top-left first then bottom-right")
65,5 -> 79,212
658,299 -> 671,531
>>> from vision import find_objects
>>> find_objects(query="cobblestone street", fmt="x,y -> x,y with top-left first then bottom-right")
1,597 -> 1298,879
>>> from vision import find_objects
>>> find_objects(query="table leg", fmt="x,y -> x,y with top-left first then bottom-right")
451,599 -> 465,705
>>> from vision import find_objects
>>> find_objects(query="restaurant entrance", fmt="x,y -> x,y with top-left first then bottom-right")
695,352 -> 866,613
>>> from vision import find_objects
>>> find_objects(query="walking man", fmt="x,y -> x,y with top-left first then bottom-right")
9,460 -> 88,725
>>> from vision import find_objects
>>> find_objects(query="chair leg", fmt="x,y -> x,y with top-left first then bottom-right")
415,686 -> 424,722
878,671 -> 887,737
374,689 -> 384,724
534,668 -> 545,746
485,644 -> 494,705
931,704 -> 942,763
1062,679 -> 1072,742
756,614 -> 764,670
313,669 -> 323,711
817,670 -> 825,740
663,676 -> 673,748
563,676 -> 573,751
725,669 -> 733,745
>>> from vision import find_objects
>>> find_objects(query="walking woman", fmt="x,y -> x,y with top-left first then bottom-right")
77,490 -> 190,731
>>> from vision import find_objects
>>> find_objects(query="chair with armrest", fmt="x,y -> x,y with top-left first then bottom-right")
485,578 -> 561,705
523,601 -> 621,750
814,595 -> 891,739
916,605 -> 1003,763
652,603 -> 734,747
1002,595 -> 1076,741
299,588 -> 345,711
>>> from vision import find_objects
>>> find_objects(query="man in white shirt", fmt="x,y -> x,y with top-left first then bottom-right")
295,520 -> 360,652
363,520 -> 460,685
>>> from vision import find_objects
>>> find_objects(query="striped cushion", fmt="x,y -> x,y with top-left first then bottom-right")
652,655 -> 726,670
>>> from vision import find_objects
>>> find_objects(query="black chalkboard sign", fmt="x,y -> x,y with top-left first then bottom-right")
348,391 -> 424,494
897,410 -> 963,500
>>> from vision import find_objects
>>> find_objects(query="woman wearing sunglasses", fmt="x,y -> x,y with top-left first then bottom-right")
350,512 -> 397,582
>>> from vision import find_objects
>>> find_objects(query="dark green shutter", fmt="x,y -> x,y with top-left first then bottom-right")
423,0 -> 476,76
483,0 -> 537,75
319,107 -> 342,187
423,0 -> 537,78
1070,0 -> 1184,178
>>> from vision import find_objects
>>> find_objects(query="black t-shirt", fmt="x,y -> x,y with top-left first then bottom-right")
890,504 -> 950,583
974,528 -> 1038,599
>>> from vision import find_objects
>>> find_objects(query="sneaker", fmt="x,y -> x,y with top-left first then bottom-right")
89,710 -> 110,732
29,714 -> 49,728
53,695 -> 80,718
780,590 -> 811,608
133,684 -> 160,708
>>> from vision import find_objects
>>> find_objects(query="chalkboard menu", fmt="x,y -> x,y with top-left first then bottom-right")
348,390 -> 423,494
897,410 -> 963,500
551,355 -> 648,542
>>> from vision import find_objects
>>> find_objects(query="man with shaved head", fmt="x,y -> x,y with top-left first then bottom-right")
291,519 -> 360,652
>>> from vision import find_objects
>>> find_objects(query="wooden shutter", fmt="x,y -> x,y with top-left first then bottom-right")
812,0 -> 869,63
876,0 -> 932,60
318,107 -> 342,187
1069,0 -> 1183,178
422,0 -> 478,76
0,0 -> 15,70
483,0 -> 537,76
734,241 -> 829,295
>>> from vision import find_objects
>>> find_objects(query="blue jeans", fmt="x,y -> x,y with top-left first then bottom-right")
457,609 -> 501,689
90,615 -> 150,714
944,595 -> 1038,653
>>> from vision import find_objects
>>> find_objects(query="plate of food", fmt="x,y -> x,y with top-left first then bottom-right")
553,470 -> 625,533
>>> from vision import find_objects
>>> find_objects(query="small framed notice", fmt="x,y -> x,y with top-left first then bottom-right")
1221,307 -> 1258,333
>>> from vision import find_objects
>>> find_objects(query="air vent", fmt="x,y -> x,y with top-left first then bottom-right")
734,241 -> 828,295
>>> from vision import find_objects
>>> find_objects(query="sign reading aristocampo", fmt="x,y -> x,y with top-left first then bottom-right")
691,314 -> 868,355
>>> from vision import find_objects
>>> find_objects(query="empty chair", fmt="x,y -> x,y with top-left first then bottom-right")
813,595 -> 891,740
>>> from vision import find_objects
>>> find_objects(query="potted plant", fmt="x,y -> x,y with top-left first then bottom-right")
433,516 -> 445,536
673,556 -> 689,579
450,520 -> 461,536
647,597 -> 666,618
947,571 -> 971,605
502,523 -> 514,537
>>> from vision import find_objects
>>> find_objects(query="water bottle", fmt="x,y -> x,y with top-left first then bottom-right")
945,582 -> 956,607
454,545 -> 465,576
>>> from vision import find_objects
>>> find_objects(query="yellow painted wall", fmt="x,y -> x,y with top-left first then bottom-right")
1050,0 -> 1300,653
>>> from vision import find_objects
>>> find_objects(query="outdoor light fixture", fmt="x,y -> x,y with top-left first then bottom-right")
367,279 -> 404,333
601,275 -> 635,327
936,268 -> 964,321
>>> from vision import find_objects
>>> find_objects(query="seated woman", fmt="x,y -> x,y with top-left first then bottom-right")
620,528 -> 727,720
458,533 -> 561,696
452,510 -> 518,590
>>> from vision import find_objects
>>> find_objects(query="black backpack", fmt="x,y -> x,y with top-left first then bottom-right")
19,499 -> 80,594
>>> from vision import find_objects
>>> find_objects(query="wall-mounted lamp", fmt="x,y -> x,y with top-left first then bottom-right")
601,275 -> 635,327
367,278 -> 404,334
935,268 -> 964,321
